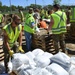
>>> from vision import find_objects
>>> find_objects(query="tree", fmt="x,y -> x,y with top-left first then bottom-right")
11,5 -> 17,11
0,1 -> 2,6
53,0 -> 61,5
25,4 -> 42,10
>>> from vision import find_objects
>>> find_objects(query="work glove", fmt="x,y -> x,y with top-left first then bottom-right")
9,50 -> 14,56
18,46 -> 24,53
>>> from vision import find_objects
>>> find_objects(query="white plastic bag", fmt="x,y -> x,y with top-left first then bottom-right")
69,68 -> 75,75
46,63 -> 69,75
70,56 -> 75,65
69,64 -> 75,75
12,53 -> 29,70
50,52 -> 71,71
32,48 -> 44,56
41,68 -> 53,75
34,54 -> 50,68
0,62 -> 5,74
25,51 -> 35,60
35,26 -> 40,32
42,52 -> 53,59
17,64 -> 33,75
8,57 -> 13,73
25,51 -> 36,68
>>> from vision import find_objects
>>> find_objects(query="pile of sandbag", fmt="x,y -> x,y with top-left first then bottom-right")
7,48 -> 75,75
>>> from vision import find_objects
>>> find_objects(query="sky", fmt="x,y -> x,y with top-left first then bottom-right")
0,0 -> 75,7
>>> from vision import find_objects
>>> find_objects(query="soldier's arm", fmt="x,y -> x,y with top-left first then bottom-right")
48,16 -> 54,31
3,30 -> 11,51
18,30 -> 22,46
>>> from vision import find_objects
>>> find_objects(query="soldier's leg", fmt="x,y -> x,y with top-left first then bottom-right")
59,33 -> 66,53
3,44 -> 10,73
4,53 -> 10,73
52,34 -> 59,53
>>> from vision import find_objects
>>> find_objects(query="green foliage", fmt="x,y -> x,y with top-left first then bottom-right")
53,0 -> 61,5
0,1 -> 2,6
0,0 -> 74,21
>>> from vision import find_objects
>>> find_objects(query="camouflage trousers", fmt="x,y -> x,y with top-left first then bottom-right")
52,33 -> 66,53
3,44 -> 18,73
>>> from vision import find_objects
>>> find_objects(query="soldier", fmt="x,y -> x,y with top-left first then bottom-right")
47,4 -> 67,53
3,14 -> 24,73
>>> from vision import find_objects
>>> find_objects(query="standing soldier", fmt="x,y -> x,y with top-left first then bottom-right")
47,4 -> 67,53
24,8 -> 35,52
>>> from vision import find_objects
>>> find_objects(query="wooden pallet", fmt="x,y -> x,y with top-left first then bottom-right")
32,29 -> 56,54
0,39 -> 4,62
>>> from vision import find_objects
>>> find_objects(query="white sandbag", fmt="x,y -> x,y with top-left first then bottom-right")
34,55 -> 50,68
25,51 -> 35,60
50,52 -> 71,71
32,48 -> 44,56
46,63 -> 69,75
69,68 -> 75,75
32,68 -> 52,75
18,65 -> 52,75
42,52 -> 53,59
12,53 -> 21,59
70,56 -> 75,65
8,57 -> 13,73
25,51 -> 36,68
32,68 -> 42,75
18,69 -> 29,75
12,53 -> 29,70
41,68 -> 53,75
28,60 -> 36,69
69,64 -> 75,75
0,62 -> 5,74
17,64 -> 34,75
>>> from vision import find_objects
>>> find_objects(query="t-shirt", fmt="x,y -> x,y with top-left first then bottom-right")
39,21 -> 47,29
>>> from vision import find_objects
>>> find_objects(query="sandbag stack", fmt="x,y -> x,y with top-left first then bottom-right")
10,49 -> 71,75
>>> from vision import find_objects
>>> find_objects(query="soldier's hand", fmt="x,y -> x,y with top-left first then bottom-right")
18,46 -> 24,53
9,50 -> 14,56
